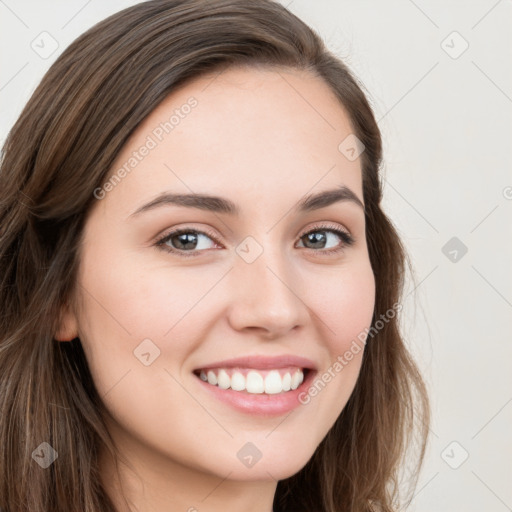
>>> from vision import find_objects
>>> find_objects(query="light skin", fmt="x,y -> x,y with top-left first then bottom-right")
56,65 -> 376,512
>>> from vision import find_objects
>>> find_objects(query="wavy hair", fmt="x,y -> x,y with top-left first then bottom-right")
0,1 -> 430,510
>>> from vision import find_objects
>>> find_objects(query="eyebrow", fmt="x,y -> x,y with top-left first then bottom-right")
128,184 -> 365,219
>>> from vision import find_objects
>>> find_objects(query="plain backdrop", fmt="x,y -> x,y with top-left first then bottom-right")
1,1 -> 511,511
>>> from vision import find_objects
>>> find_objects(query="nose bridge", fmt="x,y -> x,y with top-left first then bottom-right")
227,239 -> 307,336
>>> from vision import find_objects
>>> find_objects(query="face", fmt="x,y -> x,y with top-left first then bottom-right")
58,66 -> 375,493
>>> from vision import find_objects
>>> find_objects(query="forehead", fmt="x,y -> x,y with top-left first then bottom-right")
99,65 -> 363,219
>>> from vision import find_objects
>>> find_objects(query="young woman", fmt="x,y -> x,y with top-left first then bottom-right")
0,1 -> 430,511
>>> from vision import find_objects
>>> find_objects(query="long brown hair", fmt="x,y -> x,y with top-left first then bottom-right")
0,1 -> 430,510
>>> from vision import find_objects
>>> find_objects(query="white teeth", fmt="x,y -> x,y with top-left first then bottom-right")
281,372 -> 291,391
264,370 -> 283,394
291,370 -> 304,390
246,371 -> 264,394
230,371 -> 246,391
207,370 -> 217,386
198,368 -> 305,394
217,369 -> 231,389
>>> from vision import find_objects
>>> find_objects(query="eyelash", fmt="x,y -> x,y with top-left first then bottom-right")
154,222 -> 355,259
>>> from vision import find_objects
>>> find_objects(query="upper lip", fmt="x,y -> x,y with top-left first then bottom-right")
194,354 -> 317,371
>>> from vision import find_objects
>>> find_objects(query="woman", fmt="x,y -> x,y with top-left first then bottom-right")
0,1 -> 430,510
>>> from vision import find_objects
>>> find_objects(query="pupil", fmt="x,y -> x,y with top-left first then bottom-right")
176,233 -> 197,249
306,232 -> 325,248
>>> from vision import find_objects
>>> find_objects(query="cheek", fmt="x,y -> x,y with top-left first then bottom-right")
75,246 -> 225,391
74,249 -> 220,462
78,242 -> 214,340
309,258 -> 376,353
299,259 -> 375,419
290,258 -> 375,460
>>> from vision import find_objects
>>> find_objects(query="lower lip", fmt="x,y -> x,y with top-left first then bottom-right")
193,369 -> 317,416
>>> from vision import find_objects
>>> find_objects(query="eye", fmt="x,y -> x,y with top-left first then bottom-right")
296,223 -> 355,255
154,222 -> 355,258
154,227 -> 220,258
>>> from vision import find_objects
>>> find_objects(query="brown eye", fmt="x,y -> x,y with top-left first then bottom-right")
155,228 -> 220,258
296,224 -> 355,255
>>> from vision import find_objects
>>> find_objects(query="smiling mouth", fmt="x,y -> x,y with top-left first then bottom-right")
192,367 -> 311,395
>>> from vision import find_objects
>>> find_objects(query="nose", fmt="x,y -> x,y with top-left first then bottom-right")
226,246 -> 309,339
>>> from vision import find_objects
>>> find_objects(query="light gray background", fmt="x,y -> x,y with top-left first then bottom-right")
1,1 -> 511,511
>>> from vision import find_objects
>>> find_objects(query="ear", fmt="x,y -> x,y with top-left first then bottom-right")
54,302 -> 79,342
